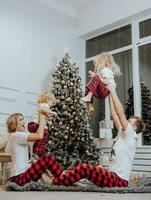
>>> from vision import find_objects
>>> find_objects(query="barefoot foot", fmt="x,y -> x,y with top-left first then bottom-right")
81,96 -> 92,103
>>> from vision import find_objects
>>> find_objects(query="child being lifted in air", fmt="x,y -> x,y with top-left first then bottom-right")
28,91 -> 57,157
81,52 -> 121,118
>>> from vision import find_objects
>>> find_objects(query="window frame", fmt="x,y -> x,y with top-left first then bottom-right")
84,15 -> 151,146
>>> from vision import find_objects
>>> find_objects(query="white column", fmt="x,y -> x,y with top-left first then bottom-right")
105,97 -> 110,128
132,21 -> 142,146
105,97 -> 113,139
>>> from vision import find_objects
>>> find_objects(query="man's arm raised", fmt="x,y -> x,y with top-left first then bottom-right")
108,85 -> 128,130
109,95 -> 122,131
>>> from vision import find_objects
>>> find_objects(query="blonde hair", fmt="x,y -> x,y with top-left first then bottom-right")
93,52 -> 121,76
38,91 -> 56,104
7,113 -> 23,133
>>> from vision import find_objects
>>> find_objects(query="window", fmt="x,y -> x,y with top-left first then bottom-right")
114,50 -> 133,109
139,43 -> 151,145
85,18 -> 151,144
139,43 -> 151,89
111,50 -> 132,138
139,18 -> 151,38
85,24 -> 132,138
86,25 -> 131,58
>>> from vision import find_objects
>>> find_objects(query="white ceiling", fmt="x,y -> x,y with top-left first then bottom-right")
54,0 -> 93,9
5,0 -> 93,27
34,0 -> 94,18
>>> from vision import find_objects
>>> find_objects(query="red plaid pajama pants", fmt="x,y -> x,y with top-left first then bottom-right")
11,154 -> 62,186
53,163 -> 128,187
86,75 -> 109,103
28,122 -> 48,156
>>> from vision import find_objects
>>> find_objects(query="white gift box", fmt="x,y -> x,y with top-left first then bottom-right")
99,128 -> 106,139
99,128 -> 113,139
105,128 -> 113,139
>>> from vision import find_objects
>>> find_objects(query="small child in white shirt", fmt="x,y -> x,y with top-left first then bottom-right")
32,91 -> 57,124
81,52 -> 121,118
28,91 -> 57,156
28,91 -> 57,183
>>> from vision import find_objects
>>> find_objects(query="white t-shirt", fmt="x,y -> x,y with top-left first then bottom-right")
109,123 -> 138,181
100,67 -> 116,86
39,103 -> 49,110
8,131 -> 31,177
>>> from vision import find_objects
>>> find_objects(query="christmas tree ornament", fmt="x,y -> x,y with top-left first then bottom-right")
64,135 -> 68,140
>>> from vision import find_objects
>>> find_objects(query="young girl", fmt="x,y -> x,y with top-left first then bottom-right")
28,91 -> 57,156
81,52 -> 121,118
7,104 -> 62,186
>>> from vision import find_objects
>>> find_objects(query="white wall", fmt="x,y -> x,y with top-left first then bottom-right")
0,0 -> 84,135
77,0 -> 151,38
1,0 -> 151,137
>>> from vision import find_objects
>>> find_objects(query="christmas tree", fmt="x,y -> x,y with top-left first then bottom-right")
125,82 -> 151,145
46,53 -> 99,170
